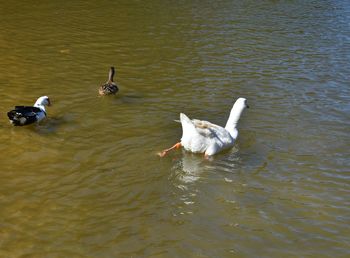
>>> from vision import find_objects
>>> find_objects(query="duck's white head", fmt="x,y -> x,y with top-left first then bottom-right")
34,96 -> 51,107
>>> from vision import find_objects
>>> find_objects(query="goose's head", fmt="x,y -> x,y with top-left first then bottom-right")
35,96 -> 51,107
225,97 -> 249,131
233,97 -> 249,110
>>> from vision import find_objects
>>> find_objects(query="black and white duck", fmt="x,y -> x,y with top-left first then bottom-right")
7,96 -> 51,126
99,67 -> 119,95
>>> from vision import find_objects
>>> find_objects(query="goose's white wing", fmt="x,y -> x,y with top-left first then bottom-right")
180,113 -> 234,155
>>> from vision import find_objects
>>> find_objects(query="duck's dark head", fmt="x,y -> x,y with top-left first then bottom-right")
108,66 -> 116,82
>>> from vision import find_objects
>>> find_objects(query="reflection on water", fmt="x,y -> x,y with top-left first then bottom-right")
171,147 -> 241,185
0,0 -> 350,257
171,153 -> 205,184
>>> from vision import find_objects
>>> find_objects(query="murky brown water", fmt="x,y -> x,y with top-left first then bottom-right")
0,0 -> 349,257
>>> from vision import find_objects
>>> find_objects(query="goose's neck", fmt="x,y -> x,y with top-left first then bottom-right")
108,67 -> 115,83
225,106 -> 244,139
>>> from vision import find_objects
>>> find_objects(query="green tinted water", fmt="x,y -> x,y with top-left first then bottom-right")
0,0 -> 349,257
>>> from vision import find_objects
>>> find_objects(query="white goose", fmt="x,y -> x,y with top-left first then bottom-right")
7,96 -> 51,126
158,98 -> 249,157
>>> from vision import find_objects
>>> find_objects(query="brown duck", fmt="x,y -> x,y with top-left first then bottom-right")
99,67 -> 119,95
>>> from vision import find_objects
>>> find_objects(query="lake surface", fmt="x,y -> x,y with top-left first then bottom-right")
0,0 -> 349,257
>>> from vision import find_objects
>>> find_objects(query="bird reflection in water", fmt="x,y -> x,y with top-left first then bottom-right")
171,153 -> 208,184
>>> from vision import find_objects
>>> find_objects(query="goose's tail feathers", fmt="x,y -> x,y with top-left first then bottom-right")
180,113 -> 199,140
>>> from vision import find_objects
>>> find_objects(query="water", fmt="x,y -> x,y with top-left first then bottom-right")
0,0 -> 349,257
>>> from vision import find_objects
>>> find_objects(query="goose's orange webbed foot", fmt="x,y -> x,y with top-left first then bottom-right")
157,142 -> 181,157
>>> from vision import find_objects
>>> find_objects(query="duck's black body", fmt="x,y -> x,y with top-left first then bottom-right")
7,96 -> 50,126
7,106 -> 45,126
99,67 -> 119,95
